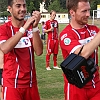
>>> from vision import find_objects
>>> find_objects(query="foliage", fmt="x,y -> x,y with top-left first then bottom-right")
26,0 -> 42,12
60,0 -> 66,9
90,0 -> 100,16
1,0 -> 100,17
0,0 -> 7,12
47,0 -> 67,13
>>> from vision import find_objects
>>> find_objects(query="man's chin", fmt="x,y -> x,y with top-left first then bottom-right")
18,18 -> 24,21
81,21 -> 88,25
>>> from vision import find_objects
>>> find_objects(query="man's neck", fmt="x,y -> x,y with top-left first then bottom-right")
11,18 -> 24,28
70,21 -> 85,29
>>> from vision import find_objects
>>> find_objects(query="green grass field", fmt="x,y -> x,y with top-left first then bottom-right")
36,21 -> 100,100
35,47 -> 64,100
35,23 -> 66,100
35,24 -> 66,100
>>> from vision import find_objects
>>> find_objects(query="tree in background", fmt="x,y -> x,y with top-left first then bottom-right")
26,0 -> 42,12
45,0 -> 67,13
0,0 -> 100,17
60,0 -> 66,9
47,0 -> 67,12
90,0 -> 100,16
0,0 -> 7,12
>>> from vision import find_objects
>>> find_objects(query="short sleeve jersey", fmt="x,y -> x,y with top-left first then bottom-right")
60,24 -> 100,88
0,21 -> 37,88
44,20 -> 58,40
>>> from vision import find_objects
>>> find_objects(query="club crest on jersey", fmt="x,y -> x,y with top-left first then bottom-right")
26,29 -> 33,38
91,30 -> 96,35
64,38 -> 71,45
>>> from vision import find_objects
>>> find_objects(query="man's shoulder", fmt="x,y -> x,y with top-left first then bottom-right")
86,24 -> 98,29
61,24 -> 71,33
60,24 -> 71,37
86,24 -> 99,32
0,23 -> 7,30
0,21 -> 11,28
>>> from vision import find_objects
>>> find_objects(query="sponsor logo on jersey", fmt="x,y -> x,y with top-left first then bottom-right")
64,38 -> 71,45
61,34 -> 67,41
79,36 -> 94,45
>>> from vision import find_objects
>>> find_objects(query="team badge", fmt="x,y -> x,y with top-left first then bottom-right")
26,29 -> 33,38
64,38 -> 71,45
91,30 -> 96,35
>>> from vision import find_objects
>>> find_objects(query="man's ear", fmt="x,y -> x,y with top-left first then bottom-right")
7,6 -> 12,14
69,9 -> 75,17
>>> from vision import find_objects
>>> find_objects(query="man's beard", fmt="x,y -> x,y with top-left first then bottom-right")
14,15 -> 24,21
77,19 -> 88,25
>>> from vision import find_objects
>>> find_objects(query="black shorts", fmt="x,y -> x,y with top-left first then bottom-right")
0,69 -> 3,85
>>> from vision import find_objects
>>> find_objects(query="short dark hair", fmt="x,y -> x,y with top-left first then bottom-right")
66,0 -> 90,12
8,0 -> 14,6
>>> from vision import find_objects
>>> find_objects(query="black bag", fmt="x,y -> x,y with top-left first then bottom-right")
60,46 -> 97,88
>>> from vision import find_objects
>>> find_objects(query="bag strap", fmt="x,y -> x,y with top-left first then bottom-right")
78,45 -> 84,55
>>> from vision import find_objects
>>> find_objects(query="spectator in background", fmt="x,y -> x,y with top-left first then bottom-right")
59,0 -> 100,100
0,0 -> 43,100
44,10 -> 61,70
41,21 -> 46,44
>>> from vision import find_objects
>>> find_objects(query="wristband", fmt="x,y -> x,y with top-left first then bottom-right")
19,27 -> 25,34
32,27 -> 39,32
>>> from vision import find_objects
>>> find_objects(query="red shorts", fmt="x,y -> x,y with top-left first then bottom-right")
47,39 -> 59,54
64,75 -> 100,100
3,84 -> 40,100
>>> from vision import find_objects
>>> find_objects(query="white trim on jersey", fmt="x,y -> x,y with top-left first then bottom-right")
47,39 -> 51,53
70,45 -> 82,54
4,87 -> 7,100
10,26 -> 14,36
15,65 -> 20,88
29,47 -> 33,87
67,83 -> 70,100
72,28 -> 81,39
0,40 -> 6,44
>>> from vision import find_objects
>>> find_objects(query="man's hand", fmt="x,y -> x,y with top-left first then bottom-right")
31,11 -> 41,28
23,11 -> 41,30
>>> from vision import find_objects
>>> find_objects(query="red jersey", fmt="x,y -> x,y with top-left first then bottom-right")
44,20 -> 58,40
0,21 -> 37,88
60,24 -> 100,88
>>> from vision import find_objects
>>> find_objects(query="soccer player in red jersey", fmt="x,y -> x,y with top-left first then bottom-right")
44,10 -> 61,70
0,0 -> 43,100
60,0 -> 100,100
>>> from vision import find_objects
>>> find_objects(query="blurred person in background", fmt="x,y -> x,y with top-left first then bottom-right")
41,21 -> 46,44
44,10 -> 61,70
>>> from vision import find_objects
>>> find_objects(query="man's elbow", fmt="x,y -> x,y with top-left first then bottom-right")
0,45 -> 9,54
